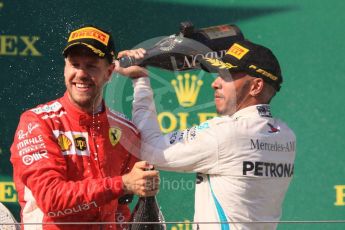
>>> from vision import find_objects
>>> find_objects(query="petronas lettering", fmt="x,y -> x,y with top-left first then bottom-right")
243,161 -> 294,178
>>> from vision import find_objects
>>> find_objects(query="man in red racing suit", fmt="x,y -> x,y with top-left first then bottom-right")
10,24 -> 158,230
11,93 -> 140,229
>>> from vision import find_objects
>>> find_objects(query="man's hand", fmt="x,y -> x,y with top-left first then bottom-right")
122,161 -> 160,197
114,48 -> 148,78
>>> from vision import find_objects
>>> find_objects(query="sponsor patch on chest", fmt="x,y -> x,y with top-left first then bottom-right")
53,130 -> 90,156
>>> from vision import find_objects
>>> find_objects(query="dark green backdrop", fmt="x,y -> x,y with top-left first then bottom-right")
1,0 -> 345,229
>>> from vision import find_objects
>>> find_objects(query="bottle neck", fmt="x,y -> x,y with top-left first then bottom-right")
140,196 -> 156,201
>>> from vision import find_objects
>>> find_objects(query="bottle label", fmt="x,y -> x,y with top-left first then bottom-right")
201,25 -> 238,40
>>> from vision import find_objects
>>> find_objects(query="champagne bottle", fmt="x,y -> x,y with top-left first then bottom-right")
119,21 -> 244,71
129,196 -> 166,230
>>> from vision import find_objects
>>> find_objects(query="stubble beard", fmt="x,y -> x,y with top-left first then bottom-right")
68,87 -> 102,113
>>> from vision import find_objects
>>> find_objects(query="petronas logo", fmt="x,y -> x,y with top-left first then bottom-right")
171,73 -> 203,107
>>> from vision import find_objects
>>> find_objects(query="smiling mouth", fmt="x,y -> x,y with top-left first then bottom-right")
73,83 -> 93,91
75,83 -> 91,88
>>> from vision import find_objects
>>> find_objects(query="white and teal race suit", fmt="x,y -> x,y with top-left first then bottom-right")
131,77 -> 296,230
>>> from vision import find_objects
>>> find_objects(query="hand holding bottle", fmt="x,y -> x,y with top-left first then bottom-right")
114,48 -> 148,78
129,164 -> 166,230
122,161 -> 160,197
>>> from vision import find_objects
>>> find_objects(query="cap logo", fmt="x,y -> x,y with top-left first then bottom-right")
81,43 -> 105,57
68,27 -> 110,46
249,65 -> 278,81
226,43 -> 249,60
204,58 -> 237,69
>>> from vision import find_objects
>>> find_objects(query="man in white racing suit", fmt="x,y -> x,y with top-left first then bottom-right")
116,40 -> 296,230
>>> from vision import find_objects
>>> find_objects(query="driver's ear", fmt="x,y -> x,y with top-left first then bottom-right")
249,78 -> 264,97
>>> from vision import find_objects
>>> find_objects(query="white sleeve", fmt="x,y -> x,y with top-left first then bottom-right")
132,77 -> 219,173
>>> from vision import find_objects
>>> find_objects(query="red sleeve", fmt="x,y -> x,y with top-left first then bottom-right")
10,111 -> 124,215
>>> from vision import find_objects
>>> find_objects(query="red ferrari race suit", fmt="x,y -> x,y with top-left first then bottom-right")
10,92 -> 140,230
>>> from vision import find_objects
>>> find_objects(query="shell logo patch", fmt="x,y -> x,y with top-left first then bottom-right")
226,43 -> 249,60
53,131 -> 90,156
109,127 -> 122,146
57,134 -> 72,151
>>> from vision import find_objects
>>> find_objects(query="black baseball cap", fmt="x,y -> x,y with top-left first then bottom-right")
200,40 -> 283,91
62,25 -> 115,63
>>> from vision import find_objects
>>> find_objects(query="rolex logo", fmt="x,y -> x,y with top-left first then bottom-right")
171,73 -> 203,107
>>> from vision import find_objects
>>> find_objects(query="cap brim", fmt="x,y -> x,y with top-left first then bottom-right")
62,42 -> 106,58
199,57 -> 240,74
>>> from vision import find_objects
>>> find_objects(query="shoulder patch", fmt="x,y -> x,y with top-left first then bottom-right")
107,110 -> 139,135
108,109 -> 130,121
31,102 -> 62,115
256,105 -> 272,117
195,121 -> 210,131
